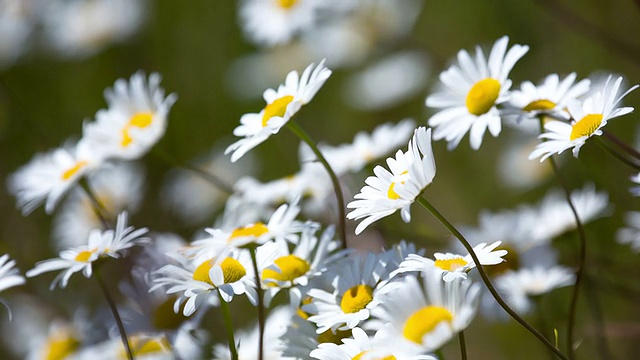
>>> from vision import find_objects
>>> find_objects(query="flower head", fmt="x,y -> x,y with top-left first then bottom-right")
0,254 -> 26,309
347,127 -> 435,235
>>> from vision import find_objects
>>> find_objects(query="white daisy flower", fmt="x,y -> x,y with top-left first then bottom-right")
630,172 -> 640,196
7,139 -> 104,215
238,0 -> 323,47
83,71 -> 177,160
0,254 -> 25,314
529,75 -> 638,161
508,72 -> 591,121
426,36 -> 529,150
225,60 -> 332,162
616,211 -> 640,252
26,212 -> 148,289
303,252 -> 392,333
392,241 -> 507,282
0,0 -> 33,68
347,126 -> 436,235
495,266 -> 574,314
370,271 -> 480,353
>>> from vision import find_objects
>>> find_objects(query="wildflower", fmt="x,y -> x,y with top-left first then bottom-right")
616,211 -> 640,252
0,254 -> 25,315
347,127 -> 435,235
426,36 -> 529,150
529,75 -> 638,161
225,60 -> 332,162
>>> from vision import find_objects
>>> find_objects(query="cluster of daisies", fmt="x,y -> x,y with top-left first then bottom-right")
2,33 -> 640,360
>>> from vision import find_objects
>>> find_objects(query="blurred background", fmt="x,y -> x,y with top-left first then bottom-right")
1,0 -> 640,358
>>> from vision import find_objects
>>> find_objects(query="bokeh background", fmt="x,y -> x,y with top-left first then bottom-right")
1,0 -> 640,358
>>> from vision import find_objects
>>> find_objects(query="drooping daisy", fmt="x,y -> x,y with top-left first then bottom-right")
529,75 -> 638,161
225,60 -> 332,162
83,71 -> 177,160
370,271 -> 480,353
7,139 -> 105,215
426,36 -> 529,150
347,127 -> 436,235
392,241 -> 507,282
616,211 -> 640,253
508,72 -> 591,122
495,266 -> 574,314
26,212 -> 148,289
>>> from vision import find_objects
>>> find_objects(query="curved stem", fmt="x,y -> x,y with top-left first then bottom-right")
153,148 -> 235,194
286,121 -> 347,249
602,131 -> 640,162
458,331 -> 468,360
416,196 -> 568,360
248,246 -> 265,360
78,177 -> 110,229
594,138 -> 640,171
219,292 -> 239,360
96,271 -> 134,360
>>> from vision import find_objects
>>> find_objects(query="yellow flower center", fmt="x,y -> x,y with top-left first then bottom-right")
403,305 -> 454,344
353,352 -> 396,360
121,112 -> 154,147
262,255 -> 310,284
193,259 -> 215,285
340,285 -> 373,314
221,257 -> 247,284
434,257 -> 468,272
523,99 -> 556,112
229,222 -> 269,242
317,329 -> 351,344
466,78 -> 501,116
570,114 -> 603,141
120,336 -> 170,358
74,249 -> 96,263
44,333 -> 80,360
387,170 -> 408,200
261,95 -> 294,127
387,182 -> 401,200
277,0 -> 298,9
61,161 -> 88,181
296,296 -> 313,320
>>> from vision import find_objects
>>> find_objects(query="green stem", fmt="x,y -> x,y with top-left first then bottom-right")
286,121 -> 347,249
534,296 -> 557,360
96,271 -> 134,360
602,131 -> 640,162
583,276 -> 612,360
78,177 -> 110,229
153,148 -> 235,194
594,138 -> 640,171
219,292 -> 239,360
248,246 -> 265,360
458,330 -> 467,360
416,196 -> 568,360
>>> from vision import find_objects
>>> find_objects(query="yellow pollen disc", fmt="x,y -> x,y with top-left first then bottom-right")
340,285 -> 373,314
353,352 -> 396,360
523,99 -> 556,112
434,257 -> 468,272
466,78 -> 501,116
317,329 -> 351,344
133,338 -> 170,356
277,0 -> 298,9
262,255 -> 310,284
403,305 -> 453,344
193,259 -> 215,285
221,257 -> 247,284
387,182 -> 401,200
261,95 -> 294,127
229,222 -> 269,241
570,113 -> 603,141
120,112 -> 153,147
74,249 -> 95,263
62,161 -> 88,181
45,334 -> 80,360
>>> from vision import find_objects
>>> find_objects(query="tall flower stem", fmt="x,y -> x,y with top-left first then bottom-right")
595,138 -> 640,171
458,331 -> 468,360
78,177 -> 110,229
96,271 -> 134,360
416,196 -> 568,360
219,292 -> 239,360
286,121 -> 347,248
248,246 -> 265,360
603,130 -> 640,161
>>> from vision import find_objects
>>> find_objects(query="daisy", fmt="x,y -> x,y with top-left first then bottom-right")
508,72 -> 591,122
529,75 -> 638,161
238,0 -> 322,47
0,254 -> 25,315
616,211 -> 640,252
630,172 -> 640,196
392,241 -> 507,282
347,127 -> 436,235
370,271 -> 480,353
83,71 -> 177,160
426,36 -> 529,150
495,266 -> 574,314
225,60 -> 332,162
7,139 -> 104,215
280,311 -> 353,359
26,212 -> 148,289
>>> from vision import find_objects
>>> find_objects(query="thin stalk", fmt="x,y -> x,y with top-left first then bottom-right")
534,297 -> 557,360
286,121 -> 347,249
219,292 -> 239,360
583,277 -> 612,360
594,138 -> 640,171
153,148 -> 234,194
603,131 -> 640,162
416,196 -> 568,360
458,331 -> 468,360
96,271 -> 134,360
78,177 -> 110,229
248,246 -> 265,360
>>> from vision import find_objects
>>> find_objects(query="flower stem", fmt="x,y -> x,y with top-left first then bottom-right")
416,196 -> 568,360
286,121 -> 347,249
96,271 -> 134,360
594,137 -> 640,171
603,130 -> 640,161
248,246 -> 265,360
458,330 -> 467,360
153,148 -> 235,194
219,292 -> 239,360
78,177 -> 110,229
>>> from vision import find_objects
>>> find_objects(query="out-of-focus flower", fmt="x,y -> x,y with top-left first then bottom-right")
0,254 -> 25,316
616,211 -> 640,253
0,0 -> 34,68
